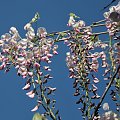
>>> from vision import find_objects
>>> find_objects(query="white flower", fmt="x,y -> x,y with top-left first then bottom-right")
104,111 -> 112,117
103,103 -> 109,111
44,66 -> 51,71
19,39 -> 27,45
26,31 -> 35,40
24,23 -> 31,30
104,2 -> 120,22
47,54 -> 53,58
22,83 -> 31,90
37,27 -> 47,37
26,90 -> 33,95
46,38 -> 54,45
26,90 -> 35,98
28,92 -> 35,98
67,16 -> 75,26
31,105 -> 39,112
103,12 -> 110,19
9,27 -> 18,34
28,72 -> 33,76
66,52 -> 70,56
48,87 -> 56,91
17,57 -> 25,63
73,20 -> 85,29
20,66 -> 27,72
0,40 -> 4,46
53,44 -> 58,50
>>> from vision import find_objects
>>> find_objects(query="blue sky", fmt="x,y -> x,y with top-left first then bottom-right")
0,0 -> 118,120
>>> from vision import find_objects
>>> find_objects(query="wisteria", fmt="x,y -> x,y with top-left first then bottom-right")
0,2 -> 120,120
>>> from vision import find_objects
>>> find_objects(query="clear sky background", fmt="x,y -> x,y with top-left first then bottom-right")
0,0 -> 118,120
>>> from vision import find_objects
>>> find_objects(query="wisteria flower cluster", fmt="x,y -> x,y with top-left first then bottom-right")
0,14 -> 59,120
65,4 -> 120,119
104,2 -> 120,22
0,2 -> 120,120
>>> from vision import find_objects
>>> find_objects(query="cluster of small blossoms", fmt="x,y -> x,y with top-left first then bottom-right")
66,11 -> 120,119
103,2 -> 120,114
93,103 -> 120,120
100,111 -> 119,120
104,2 -> 120,22
88,51 -> 108,72
66,14 -> 109,79
104,2 -> 120,36
0,22 -> 58,113
94,111 -> 119,120
67,13 -> 85,32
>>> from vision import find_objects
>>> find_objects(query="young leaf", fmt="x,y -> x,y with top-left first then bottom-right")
32,113 -> 47,120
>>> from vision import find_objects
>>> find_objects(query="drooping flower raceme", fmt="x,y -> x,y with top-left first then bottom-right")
0,3 -> 119,119
65,8 -> 120,119
0,22 -> 58,116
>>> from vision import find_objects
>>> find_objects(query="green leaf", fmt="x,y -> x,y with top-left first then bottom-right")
30,12 -> 40,24
116,78 -> 120,88
69,12 -> 79,18
32,113 -> 47,120
90,35 -> 99,42
59,32 -> 67,37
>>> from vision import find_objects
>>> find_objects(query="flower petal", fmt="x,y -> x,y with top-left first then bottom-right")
31,105 -> 39,112
22,83 -> 30,90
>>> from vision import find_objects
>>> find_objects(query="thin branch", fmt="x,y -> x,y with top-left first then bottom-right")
47,22 -> 106,37
92,19 -> 106,25
37,74 -> 57,120
102,0 -> 118,10
90,24 -> 106,28
91,65 -> 120,119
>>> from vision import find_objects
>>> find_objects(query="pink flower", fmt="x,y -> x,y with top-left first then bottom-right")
102,61 -> 108,67
0,62 -> 6,70
92,84 -> 98,91
21,71 -> 27,77
34,62 -> 40,69
9,27 -> 18,34
91,63 -> 99,72
22,83 -> 31,90
48,87 -> 56,91
24,23 -> 31,30
37,71 -> 43,76
47,60 -> 52,63
69,72 -> 75,78
17,57 -> 25,63
28,92 -> 35,98
35,80 -> 39,84
28,72 -> 33,77
103,103 -> 109,111
31,105 -> 39,112
26,90 -> 34,96
44,66 -> 51,71
93,77 -> 99,83
37,27 -> 47,38
47,53 -> 53,58
105,21 -> 112,29
73,20 -> 85,30
41,56 -> 49,61
53,50 -> 58,55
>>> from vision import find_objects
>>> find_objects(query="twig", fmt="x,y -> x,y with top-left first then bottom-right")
46,22 -> 106,37
92,19 -> 106,25
37,74 -> 57,120
91,65 -> 120,119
